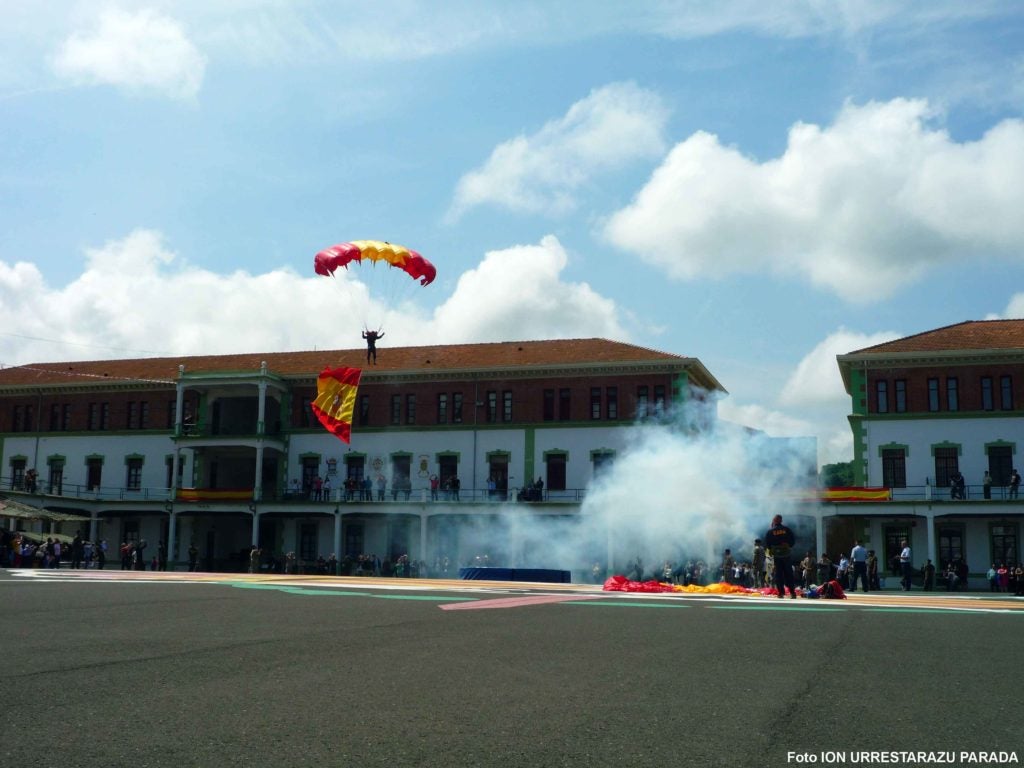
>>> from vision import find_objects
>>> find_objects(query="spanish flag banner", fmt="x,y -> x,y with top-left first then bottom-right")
311,366 -> 362,444
821,487 -> 891,502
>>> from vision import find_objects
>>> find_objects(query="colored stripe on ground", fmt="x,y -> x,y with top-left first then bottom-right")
440,594 -> 603,610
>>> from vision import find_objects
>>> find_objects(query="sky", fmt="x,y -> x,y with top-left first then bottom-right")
2,1 -> 1024,467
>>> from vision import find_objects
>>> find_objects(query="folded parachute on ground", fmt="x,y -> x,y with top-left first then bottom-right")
314,240 -> 436,286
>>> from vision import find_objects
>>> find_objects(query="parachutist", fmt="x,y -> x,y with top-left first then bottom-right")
362,328 -> 384,365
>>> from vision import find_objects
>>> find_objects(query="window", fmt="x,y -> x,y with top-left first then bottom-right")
47,404 -> 71,431
558,388 -> 571,421
988,445 -> 1013,486
88,402 -> 109,431
876,381 -> 889,413
881,448 -> 906,488
637,386 -> 649,419
301,456 -> 320,496
452,393 -> 463,424
546,454 -> 566,492
606,387 -> 618,420
299,523 -> 318,561
981,376 -> 994,411
502,391 -> 513,422
10,458 -> 26,490
946,377 -> 958,411
49,404 -> 61,431
1001,375 -> 1014,410
126,458 -> 143,490
405,394 -> 416,425
438,455 -> 459,491
11,405 -> 33,432
344,522 -> 364,558
590,388 -> 602,420
938,527 -> 964,570
139,402 -> 149,429
592,451 -> 614,478
358,395 -> 369,427
486,391 -> 497,423
86,457 -> 103,491
48,461 -> 64,495
991,524 -> 1018,566
884,526 -> 911,575
928,379 -> 939,412
933,447 -> 958,488
437,394 -> 448,424
391,455 -> 411,496
894,380 -> 906,413
543,389 -> 555,421
390,395 -> 401,425
654,385 -> 666,418
127,402 -> 138,429
300,396 -> 314,427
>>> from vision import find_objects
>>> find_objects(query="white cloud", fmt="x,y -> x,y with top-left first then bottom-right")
991,296 -> 1024,320
52,8 -> 206,100
717,400 -> 812,439
429,235 -> 627,342
448,82 -> 669,220
603,98 -> 1024,302
778,328 -> 900,407
0,230 -> 628,366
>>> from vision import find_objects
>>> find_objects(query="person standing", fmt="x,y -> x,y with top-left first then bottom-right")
867,549 -> 880,590
1010,469 -> 1021,499
850,540 -> 869,593
899,539 -> 913,590
752,538 -> 766,588
800,551 -> 816,589
764,514 -> 797,599
983,471 -> 992,500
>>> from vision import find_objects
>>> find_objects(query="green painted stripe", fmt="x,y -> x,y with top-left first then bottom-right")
714,604 -> 847,611
229,583 -> 475,601
564,601 -> 691,608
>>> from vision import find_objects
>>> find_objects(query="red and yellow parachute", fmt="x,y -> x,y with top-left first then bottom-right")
314,240 -> 436,286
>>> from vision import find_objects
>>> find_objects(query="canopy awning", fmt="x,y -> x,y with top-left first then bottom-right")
0,497 -> 91,522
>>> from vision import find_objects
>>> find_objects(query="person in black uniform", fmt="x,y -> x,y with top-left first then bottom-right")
362,328 -> 384,365
765,514 -> 797,599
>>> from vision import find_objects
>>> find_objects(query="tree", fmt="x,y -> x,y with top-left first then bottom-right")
820,461 -> 854,487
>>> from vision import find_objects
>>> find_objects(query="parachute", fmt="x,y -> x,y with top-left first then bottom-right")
314,240 -> 436,286
314,240 -> 436,335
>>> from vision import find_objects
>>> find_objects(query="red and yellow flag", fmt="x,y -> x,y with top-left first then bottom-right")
311,366 -> 362,443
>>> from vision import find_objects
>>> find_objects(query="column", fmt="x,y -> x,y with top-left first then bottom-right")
333,508 -> 343,575
815,510 -> 826,556
250,509 -> 259,547
924,509 -> 936,566
420,511 -> 428,563
167,510 -> 177,569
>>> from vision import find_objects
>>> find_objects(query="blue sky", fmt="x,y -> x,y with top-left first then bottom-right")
2,1 -> 1024,465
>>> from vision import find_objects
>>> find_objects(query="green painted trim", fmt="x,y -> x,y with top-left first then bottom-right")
985,440 -> 1017,455
9,453 -> 28,464
858,410 -> 1024,421
878,442 -> 910,459
343,452 -> 367,462
590,448 -> 616,461
84,454 -> 105,465
46,454 -> 66,465
485,450 -> 511,461
124,453 -> 146,465
298,452 -> 321,460
390,450 -> 413,459
929,441 -> 961,458
849,415 -> 866,485
672,371 -> 689,403
850,368 -> 867,417
543,448 -> 569,462
524,427 -> 535,483
435,450 -> 460,460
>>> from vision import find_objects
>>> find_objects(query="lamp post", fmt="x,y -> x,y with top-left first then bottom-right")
164,501 -> 176,571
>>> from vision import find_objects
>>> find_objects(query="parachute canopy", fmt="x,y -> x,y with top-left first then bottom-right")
314,240 -> 436,286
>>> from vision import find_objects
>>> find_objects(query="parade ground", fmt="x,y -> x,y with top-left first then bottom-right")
2,569 -> 1021,768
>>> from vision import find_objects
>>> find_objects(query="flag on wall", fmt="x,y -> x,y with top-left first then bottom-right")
311,366 -> 362,444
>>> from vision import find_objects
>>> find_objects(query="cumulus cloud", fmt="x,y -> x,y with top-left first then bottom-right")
448,82 -> 669,220
52,8 -> 206,99
603,98 -> 1024,302
779,327 -> 901,407
0,230 -> 628,366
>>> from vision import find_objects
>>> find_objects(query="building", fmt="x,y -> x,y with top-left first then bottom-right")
1,338 -> 724,576
834,320 -> 1024,584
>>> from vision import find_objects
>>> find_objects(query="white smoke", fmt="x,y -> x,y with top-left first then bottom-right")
466,397 -> 816,580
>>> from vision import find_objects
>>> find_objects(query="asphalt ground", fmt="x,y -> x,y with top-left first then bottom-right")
2,569 -> 1022,768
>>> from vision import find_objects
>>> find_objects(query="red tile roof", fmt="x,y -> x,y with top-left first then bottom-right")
846,320 -> 1024,356
0,338 -> 710,389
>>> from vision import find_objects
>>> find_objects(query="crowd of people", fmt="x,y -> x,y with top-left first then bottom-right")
1,530 -> 109,569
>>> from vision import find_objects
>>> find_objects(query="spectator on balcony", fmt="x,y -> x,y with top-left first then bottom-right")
983,471 -> 993,500
950,471 -> 966,500
430,475 -> 439,501
376,474 -> 386,501
362,476 -> 372,501
321,476 -> 331,502
1010,469 -> 1021,499
312,475 -> 323,501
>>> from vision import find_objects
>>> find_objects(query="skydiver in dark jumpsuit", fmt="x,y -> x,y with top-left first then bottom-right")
362,329 -> 384,365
